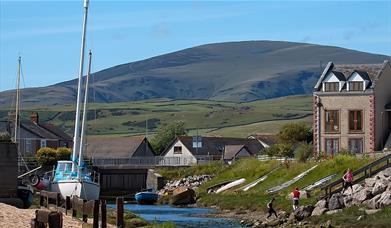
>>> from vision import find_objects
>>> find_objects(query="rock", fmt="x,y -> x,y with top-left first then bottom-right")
315,199 -> 327,208
328,193 -> 344,210
381,167 -> 391,178
365,178 -> 377,187
365,209 -> 381,215
343,195 -> 353,207
352,188 -> 373,204
325,209 -> 342,215
293,205 -> 314,221
326,220 -> 333,228
377,191 -> 391,208
372,181 -> 387,196
265,219 -> 281,226
363,194 -> 382,209
311,207 -> 327,216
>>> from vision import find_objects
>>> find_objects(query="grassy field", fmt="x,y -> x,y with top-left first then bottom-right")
0,95 -> 312,137
157,155 -> 373,212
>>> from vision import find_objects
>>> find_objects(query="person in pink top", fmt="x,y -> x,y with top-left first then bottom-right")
342,168 -> 354,194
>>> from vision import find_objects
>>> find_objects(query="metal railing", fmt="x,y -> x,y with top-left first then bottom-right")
257,155 -> 296,161
91,155 -> 214,167
321,153 -> 391,198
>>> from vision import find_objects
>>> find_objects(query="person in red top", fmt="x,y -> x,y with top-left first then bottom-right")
291,187 -> 300,210
342,168 -> 354,194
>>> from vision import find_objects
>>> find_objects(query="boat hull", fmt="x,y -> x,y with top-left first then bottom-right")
135,192 -> 158,205
170,187 -> 196,205
51,180 -> 100,200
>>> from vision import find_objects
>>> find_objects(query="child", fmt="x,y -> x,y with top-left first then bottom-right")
267,198 -> 278,219
292,187 -> 300,211
342,168 -> 354,194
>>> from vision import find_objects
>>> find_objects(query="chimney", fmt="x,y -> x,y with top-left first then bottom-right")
31,112 -> 39,124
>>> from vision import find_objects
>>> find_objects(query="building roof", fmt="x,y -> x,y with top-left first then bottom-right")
39,123 -> 72,141
162,136 -> 264,157
0,121 -> 10,133
248,134 -> 278,147
330,71 -> 346,81
85,135 -> 151,158
386,100 -> 391,110
223,145 -> 248,160
314,60 -> 389,92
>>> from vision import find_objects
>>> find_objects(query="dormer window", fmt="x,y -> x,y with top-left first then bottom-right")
348,81 -> 363,91
324,82 -> 339,92
322,71 -> 345,92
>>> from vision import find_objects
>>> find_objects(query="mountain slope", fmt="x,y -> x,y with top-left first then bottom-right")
1,41 -> 389,106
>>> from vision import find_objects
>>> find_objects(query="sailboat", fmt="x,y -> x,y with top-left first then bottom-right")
50,0 -> 100,200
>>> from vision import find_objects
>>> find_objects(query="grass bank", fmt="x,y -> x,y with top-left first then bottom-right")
158,155 -> 373,212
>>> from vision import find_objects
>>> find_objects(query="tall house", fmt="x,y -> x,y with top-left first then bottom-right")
313,60 -> 391,156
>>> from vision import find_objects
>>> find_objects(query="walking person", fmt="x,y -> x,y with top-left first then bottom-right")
342,168 -> 354,194
266,198 -> 278,219
291,187 -> 300,211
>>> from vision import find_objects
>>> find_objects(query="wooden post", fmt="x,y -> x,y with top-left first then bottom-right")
39,194 -> 44,208
65,196 -> 71,215
93,200 -> 99,228
101,200 -> 107,228
116,197 -> 124,228
82,199 -> 88,223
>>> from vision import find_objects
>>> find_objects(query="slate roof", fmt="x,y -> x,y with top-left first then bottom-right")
0,121 -> 10,133
223,145 -> 249,160
39,123 -> 72,140
314,61 -> 389,91
248,134 -> 278,147
330,71 -> 346,81
19,121 -> 59,139
162,136 -> 264,156
85,135 -> 153,158
386,100 -> 391,110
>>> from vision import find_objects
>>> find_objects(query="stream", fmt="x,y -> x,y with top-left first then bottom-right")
115,204 -> 242,227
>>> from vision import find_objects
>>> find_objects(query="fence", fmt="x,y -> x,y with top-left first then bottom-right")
321,153 -> 391,198
91,155 -> 214,167
257,155 -> 295,161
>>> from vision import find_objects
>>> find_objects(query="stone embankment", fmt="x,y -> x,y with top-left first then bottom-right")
312,167 -> 391,216
157,175 -> 213,196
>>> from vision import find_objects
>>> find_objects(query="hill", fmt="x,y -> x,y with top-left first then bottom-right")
0,95 -> 312,136
1,41 -> 389,106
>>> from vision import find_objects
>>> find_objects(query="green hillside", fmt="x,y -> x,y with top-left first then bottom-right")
1,41 -> 389,106
0,95 -> 312,136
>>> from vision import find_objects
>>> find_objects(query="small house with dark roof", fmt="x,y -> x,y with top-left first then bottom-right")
160,136 -> 264,165
248,134 -> 278,148
1,112 -> 72,156
85,135 -> 155,158
313,60 -> 391,156
223,145 -> 252,164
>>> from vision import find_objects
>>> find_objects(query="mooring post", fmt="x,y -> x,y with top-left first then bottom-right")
39,193 -> 44,208
101,200 -> 107,228
93,200 -> 99,228
116,197 -> 124,228
82,199 -> 88,223
65,196 -> 71,215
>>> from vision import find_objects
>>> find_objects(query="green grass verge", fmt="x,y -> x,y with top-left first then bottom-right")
308,205 -> 391,228
158,155 -> 374,213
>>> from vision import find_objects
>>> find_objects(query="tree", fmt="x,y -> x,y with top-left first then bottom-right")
277,122 -> 310,144
0,131 -> 11,141
36,147 -> 58,166
151,121 -> 187,154
265,143 -> 294,157
56,147 -> 72,160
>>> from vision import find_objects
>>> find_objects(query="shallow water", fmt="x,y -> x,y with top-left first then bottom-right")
110,204 -> 242,227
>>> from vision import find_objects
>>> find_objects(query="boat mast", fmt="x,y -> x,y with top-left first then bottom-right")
14,56 -> 21,143
78,50 -> 92,168
72,0 -> 89,172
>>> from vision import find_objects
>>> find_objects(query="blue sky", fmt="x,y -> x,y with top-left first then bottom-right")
1,0 -> 390,91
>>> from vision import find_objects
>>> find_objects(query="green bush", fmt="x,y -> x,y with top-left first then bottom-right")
150,121 -> 187,154
295,143 -> 313,162
56,147 -> 72,160
277,122 -> 309,144
36,147 -> 58,166
265,143 -> 294,157
0,131 -> 11,141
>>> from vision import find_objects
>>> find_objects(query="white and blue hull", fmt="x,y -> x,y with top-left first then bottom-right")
51,180 -> 100,201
